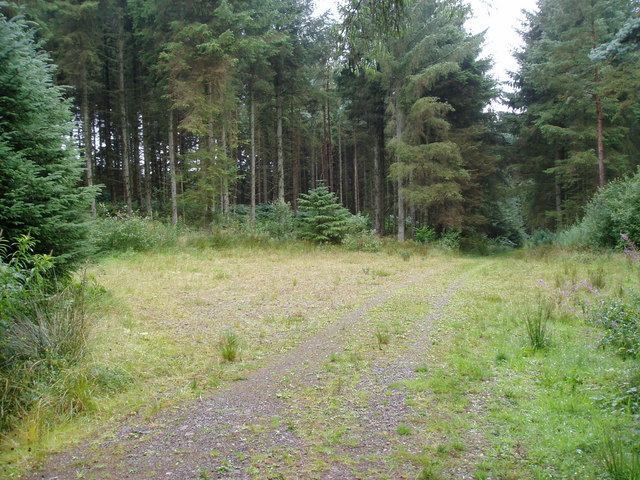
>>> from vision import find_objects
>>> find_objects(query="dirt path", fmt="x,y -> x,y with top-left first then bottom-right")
25,261 -> 485,480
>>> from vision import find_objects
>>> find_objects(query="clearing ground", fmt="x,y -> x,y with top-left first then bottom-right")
6,245 -> 639,479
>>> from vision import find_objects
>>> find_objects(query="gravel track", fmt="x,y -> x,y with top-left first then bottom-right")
25,262 -> 482,480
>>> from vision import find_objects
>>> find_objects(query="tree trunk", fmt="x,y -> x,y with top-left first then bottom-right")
222,123 -> 230,214
250,88 -> 256,224
555,159 -> 563,231
594,67 -> 605,188
591,21 -> 606,188
142,115 -> 153,217
81,70 -> 96,218
117,28 -> 132,214
353,130 -> 360,215
168,109 -> 178,226
276,89 -> 285,202
396,98 -> 405,242
373,142 -> 382,234
338,124 -> 343,204
293,110 -> 302,209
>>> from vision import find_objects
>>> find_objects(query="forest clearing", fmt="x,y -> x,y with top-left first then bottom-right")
2,242 -> 638,479
1,0 -> 640,478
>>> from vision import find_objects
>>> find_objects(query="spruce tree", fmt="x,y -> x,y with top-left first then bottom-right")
297,185 -> 351,243
0,13 -> 96,267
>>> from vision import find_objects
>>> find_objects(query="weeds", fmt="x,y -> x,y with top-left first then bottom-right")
524,299 -> 552,350
589,265 -> 607,290
218,330 -> 241,362
601,433 -> 640,480
374,326 -> 391,349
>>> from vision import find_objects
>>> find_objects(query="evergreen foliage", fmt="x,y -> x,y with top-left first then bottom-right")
0,12 -> 95,267
297,185 -> 351,243
566,169 -> 640,248
512,0 -> 640,231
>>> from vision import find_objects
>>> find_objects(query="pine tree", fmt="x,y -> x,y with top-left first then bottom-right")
297,185 -> 351,243
0,12 -> 96,267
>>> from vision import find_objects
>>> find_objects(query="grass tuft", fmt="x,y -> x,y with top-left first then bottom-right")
218,329 -> 241,362
601,433 -> 640,480
524,299 -> 552,350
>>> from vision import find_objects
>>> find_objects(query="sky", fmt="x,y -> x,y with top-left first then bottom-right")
313,0 -> 539,89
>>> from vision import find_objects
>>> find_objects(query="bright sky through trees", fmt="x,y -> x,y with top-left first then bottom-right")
313,0 -> 539,86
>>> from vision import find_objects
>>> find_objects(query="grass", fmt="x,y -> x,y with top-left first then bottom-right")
2,242 -> 638,479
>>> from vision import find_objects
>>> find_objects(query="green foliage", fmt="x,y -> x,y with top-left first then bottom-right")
342,232 -> 382,252
415,225 -> 436,244
568,171 -> 640,249
0,236 -> 94,432
297,186 -> 351,244
88,215 -> 177,254
0,13 -> 96,268
0,234 -> 53,334
589,293 -> 640,359
255,200 -> 297,240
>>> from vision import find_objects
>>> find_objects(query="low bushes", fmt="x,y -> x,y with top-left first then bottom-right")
89,214 -> 177,254
0,235 -> 91,433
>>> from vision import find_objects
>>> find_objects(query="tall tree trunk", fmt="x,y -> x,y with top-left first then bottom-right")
168,109 -> 178,226
293,110 -> 301,209
81,70 -> 96,218
250,89 -> 256,224
338,124 -> 343,204
373,143 -> 382,234
353,130 -> 360,215
555,158 -> 563,231
594,67 -> 605,188
133,115 -> 143,208
327,87 -> 334,190
276,89 -> 285,202
222,123 -> 230,214
591,21 -> 606,188
117,27 -> 132,214
142,115 -> 153,217
396,98 -> 405,242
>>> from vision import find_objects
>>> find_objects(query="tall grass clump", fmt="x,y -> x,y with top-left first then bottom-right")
524,299 -> 552,350
218,330 -> 241,362
600,434 -> 640,480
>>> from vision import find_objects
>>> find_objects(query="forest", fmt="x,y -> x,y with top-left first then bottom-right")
1,0 -> 640,479
2,0 -> 638,247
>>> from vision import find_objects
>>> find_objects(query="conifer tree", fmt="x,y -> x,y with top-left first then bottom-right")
297,185 -> 351,243
0,12 -> 96,266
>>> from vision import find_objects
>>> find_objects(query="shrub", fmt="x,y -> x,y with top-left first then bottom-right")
297,185 -> 351,244
0,237 -> 91,432
589,293 -> 640,359
563,170 -> 640,249
254,200 -> 297,239
415,225 -> 437,244
435,229 -> 461,251
342,232 -> 382,252
89,215 -> 176,254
